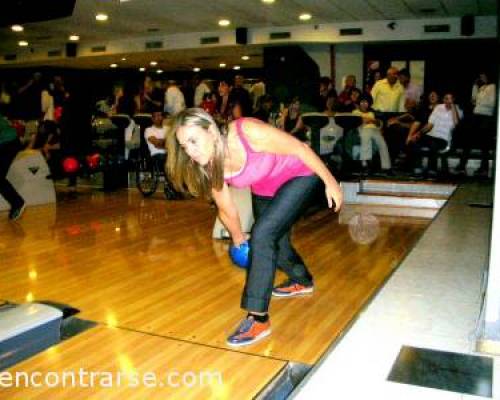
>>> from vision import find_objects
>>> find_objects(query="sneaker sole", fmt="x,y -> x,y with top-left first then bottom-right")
226,328 -> 272,347
10,204 -> 26,221
272,287 -> 314,298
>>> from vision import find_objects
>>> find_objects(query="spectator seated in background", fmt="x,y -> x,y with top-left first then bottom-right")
200,92 -> 217,116
144,110 -> 167,170
337,75 -> 359,110
337,88 -> 362,112
253,94 -> 274,123
278,97 -> 306,141
384,97 -> 419,163
352,95 -> 392,174
407,92 -> 462,177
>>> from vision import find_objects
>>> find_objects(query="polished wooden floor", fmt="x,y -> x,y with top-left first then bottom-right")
0,188 -> 429,398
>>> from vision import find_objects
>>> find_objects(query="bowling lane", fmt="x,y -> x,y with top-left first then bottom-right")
2,325 -> 287,399
0,190 -> 429,365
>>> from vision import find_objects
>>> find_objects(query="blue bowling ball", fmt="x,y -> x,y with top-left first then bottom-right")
229,240 -> 250,269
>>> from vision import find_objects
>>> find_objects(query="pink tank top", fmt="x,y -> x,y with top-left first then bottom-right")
224,118 -> 314,196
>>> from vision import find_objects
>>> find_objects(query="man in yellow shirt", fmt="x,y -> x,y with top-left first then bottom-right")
371,67 -> 404,113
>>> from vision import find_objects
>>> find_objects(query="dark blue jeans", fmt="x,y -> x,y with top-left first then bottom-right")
242,175 -> 320,313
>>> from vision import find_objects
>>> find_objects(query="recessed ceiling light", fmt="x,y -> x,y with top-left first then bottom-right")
11,25 -> 24,32
156,69 -> 163,74
18,41 -> 29,47
121,57 -> 127,61
219,63 -> 226,68
139,67 -> 146,72
241,55 -> 250,60
299,13 -> 312,21
193,67 -> 201,72
233,66 -> 241,70
150,61 -> 157,66
69,35 -> 80,41
110,63 -> 118,68
218,19 -> 230,27
262,0 -> 275,3
96,13 -> 109,22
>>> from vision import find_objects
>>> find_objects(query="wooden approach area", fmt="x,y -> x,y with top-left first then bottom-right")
0,188 -> 429,398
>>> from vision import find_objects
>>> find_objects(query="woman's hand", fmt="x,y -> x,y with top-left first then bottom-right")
325,183 -> 343,212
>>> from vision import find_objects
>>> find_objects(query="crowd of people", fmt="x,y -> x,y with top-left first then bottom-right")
0,65 -> 496,221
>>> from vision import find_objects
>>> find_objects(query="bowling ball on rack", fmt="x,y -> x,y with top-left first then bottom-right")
62,156 -> 80,174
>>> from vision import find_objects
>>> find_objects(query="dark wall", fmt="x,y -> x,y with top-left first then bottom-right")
264,45 -> 320,107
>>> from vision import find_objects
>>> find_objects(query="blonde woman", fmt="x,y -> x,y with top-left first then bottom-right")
167,108 -> 343,347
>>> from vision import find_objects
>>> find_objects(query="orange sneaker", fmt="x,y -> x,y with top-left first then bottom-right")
272,280 -> 314,297
226,316 -> 271,347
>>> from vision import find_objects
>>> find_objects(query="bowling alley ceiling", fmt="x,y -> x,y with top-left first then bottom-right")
0,0 -> 497,70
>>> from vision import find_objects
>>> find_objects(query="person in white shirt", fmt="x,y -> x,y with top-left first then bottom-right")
408,92 -> 462,176
144,110 -> 167,163
164,81 -> 186,116
193,78 -> 211,107
371,67 -> 404,114
41,88 -> 54,121
457,72 -> 497,175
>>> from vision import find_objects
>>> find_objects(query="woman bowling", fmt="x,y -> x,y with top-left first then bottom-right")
166,108 -> 343,347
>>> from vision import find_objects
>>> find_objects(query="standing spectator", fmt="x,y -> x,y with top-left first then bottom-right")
229,75 -> 252,116
456,72 -> 497,176
193,76 -> 211,107
250,78 -> 266,112
41,82 -> 55,122
0,113 -> 25,220
140,76 -> 162,113
0,83 -> 12,117
371,67 -> 404,114
215,80 -> 232,124
164,80 -> 186,116
398,68 -> 422,112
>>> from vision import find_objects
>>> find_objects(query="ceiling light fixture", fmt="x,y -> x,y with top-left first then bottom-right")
96,13 -> 109,22
156,69 -> 163,74
110,63 -> 118,68
121,57 -> 127,61
219,63 -> 226,68
299,13 -> 312,21
218,19 -> 230,27
139,67 -> 146,72
69,35 -> 80,41
241,55 -> 250,60
233,66 -> 241,70
11,25 -> 24,32
193,67 -> 201,72
262,0 -> 275,3
150,61 -> 158,66
18,41 -> 29,47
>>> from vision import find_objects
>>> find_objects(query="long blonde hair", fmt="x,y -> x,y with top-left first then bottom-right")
166,108 -> 225,199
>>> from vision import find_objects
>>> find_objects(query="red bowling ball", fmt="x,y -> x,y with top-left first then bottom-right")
62,157 -> 80,174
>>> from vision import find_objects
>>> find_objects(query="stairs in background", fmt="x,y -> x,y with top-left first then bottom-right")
341,179 -> 457,210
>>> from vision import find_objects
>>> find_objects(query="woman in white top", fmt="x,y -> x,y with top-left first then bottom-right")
457,72 -> 497,175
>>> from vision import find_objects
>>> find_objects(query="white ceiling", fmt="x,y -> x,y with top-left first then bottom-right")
0,0 -> 497,70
